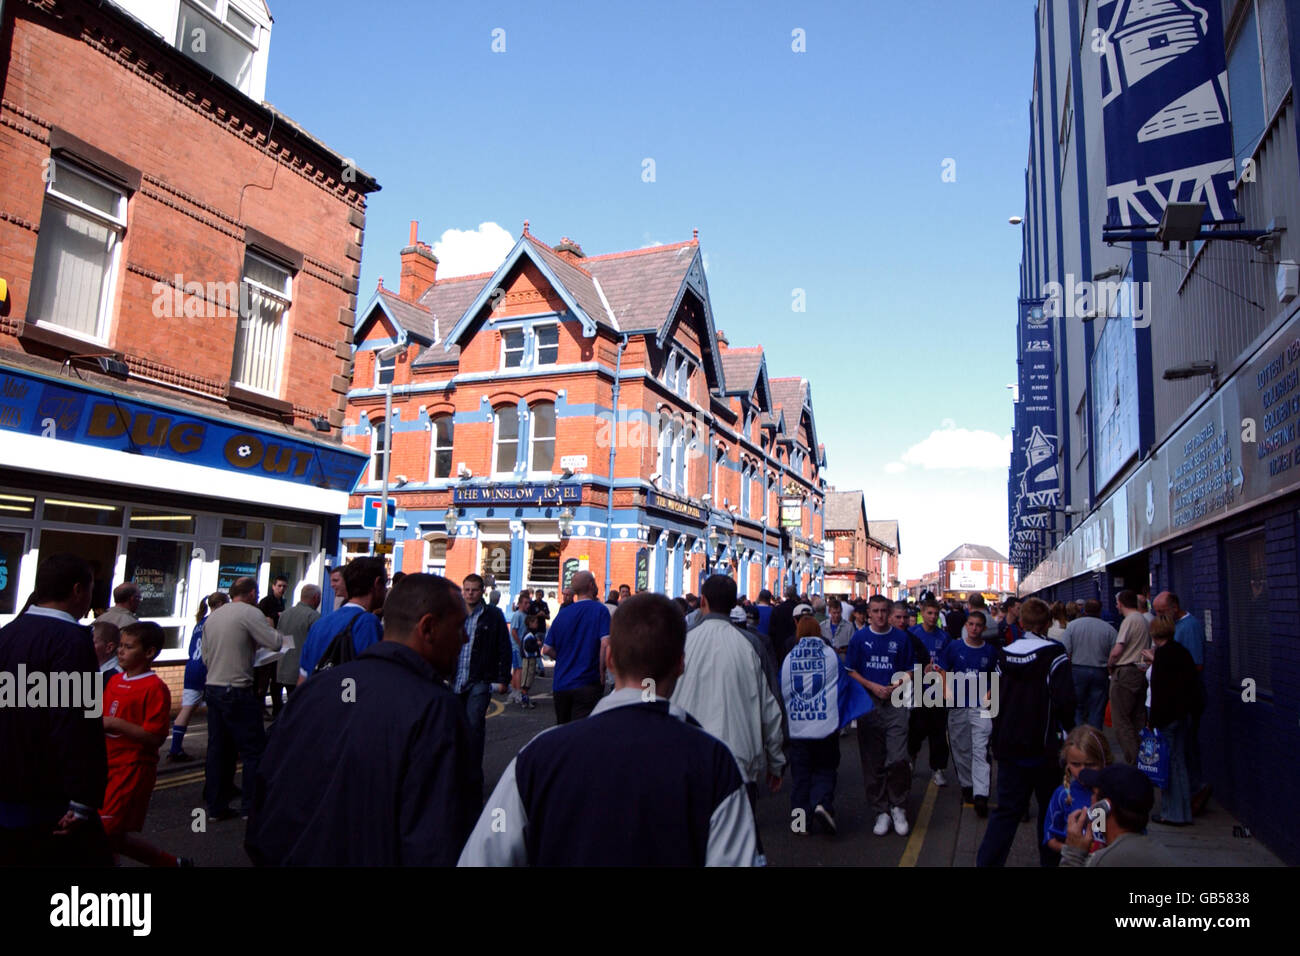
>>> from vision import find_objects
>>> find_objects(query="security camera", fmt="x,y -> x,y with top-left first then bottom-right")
701,493 -> 712,502
457,463 -> 473,479
561,467 -> 574,479
728,505 -> 738,514
393,474 -> 409,486
650,472 -> 662,484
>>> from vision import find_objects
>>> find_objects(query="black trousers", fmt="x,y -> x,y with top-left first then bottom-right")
554,682 -> 603,724
907,706 -> 950,770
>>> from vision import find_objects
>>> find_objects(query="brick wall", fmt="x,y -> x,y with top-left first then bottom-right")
1,1 -> 371,431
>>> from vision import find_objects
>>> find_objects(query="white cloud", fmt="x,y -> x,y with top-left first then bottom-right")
883,461 -> 905,474
895,423 -> 1011,471
429,222 -> 515,279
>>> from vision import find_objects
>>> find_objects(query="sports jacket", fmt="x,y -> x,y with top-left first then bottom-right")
989,633 -> 1076,762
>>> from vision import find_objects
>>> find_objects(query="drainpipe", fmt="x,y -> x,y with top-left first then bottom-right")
602,334 -> 628,596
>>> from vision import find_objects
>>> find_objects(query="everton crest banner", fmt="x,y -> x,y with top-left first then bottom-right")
1010,299 -> 1059,572
1098,0 -> 1239,229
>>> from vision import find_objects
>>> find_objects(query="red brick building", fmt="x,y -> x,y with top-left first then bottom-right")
866,519 -> 901,599
822,488 -> 868,598
0,0 -> 377,681
939,543 -> 1016,600
343,223 -> 827,604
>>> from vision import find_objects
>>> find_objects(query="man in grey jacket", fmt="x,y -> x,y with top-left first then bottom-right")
1060,765 -> 1175,867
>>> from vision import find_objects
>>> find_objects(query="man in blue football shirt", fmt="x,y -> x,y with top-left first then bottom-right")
542,570 -> 610,723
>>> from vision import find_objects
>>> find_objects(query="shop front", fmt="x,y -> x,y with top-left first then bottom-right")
0,363 -> 368,670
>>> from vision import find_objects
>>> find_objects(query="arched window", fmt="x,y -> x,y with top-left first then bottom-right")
430,414 -> 454,479
494,406 -> 519,475
740,462 -> 751,515
657,421 -> 673,484
530,401 -> 555,474
673,426 -> 688,493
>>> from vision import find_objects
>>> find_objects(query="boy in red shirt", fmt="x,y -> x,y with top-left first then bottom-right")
100,621 -> 187,866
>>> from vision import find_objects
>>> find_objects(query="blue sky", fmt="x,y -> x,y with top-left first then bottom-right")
266,0 -> 1037,578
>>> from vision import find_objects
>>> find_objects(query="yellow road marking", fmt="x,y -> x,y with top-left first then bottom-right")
485,699 -> 504,720
155,768 -> 209,791
898,780 -> 938,867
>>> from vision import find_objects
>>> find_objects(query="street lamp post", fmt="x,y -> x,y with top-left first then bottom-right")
375,342 -> 405,559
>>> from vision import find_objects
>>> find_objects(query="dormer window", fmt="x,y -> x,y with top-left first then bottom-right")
503,329 -> 526,368
175,1 -> 261,95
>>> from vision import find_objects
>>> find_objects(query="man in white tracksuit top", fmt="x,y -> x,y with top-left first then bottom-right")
671,574 -> 786,863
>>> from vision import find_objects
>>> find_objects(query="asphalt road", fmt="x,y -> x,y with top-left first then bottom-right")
137,672 -> 1043,867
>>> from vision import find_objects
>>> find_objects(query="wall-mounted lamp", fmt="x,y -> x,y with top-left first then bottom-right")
558,506 -> 574,537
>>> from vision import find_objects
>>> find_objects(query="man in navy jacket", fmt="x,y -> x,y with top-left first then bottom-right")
455,574 -> 513,771
246,574 -> 481,866
459,592 -> 756,866
0,553 -> 110,865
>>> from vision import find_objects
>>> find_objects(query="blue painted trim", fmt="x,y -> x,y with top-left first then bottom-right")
353,291 -> 418,345
1047,0 -> 1071,531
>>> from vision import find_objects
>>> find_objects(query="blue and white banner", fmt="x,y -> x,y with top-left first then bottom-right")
1099,0 -> 1239,229
1010,300 -> 1060,572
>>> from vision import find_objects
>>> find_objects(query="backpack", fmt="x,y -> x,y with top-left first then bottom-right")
312,611 -> 359,675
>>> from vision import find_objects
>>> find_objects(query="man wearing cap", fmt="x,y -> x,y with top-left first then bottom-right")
779,602 -> 818,659
1060,765 -> 1176,867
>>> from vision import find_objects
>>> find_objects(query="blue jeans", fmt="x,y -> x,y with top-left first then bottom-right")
203,685 -> 266,816
1158,718 -> 1192,823
977,759 -> 1060,867
790,734 -> 841,817
459,681 -> 493,769
1073,665 -> 1109,730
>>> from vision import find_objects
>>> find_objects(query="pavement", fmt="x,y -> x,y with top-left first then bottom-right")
137,676 -> 1285,867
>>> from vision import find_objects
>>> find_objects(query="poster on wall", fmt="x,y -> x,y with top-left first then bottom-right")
562,558 -> 579,592
217,563 -> 258,591
635,548 -> 648,592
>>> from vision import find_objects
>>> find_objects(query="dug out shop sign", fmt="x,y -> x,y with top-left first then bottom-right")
0,365 -> 366,492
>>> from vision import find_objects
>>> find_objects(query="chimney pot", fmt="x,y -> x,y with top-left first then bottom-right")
409,220 -> 419,245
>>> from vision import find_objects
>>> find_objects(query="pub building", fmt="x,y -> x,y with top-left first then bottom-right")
0,0 -> 377,689
341,223 -> 827,606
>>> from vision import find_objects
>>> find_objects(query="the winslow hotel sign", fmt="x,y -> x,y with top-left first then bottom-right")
646,491 -> 705,522
452,482 -> 581,506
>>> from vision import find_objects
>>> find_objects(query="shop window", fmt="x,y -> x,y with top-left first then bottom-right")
481,541 -> 511,579
1224,528 -> 1271,696
125,537 -> 190,620
530,402 -> 555,474
527,542 -> 560,587
129,508 -> 196,534
431,415 -> 454,479
222,519 -> 265,540
0,530 -> 27,614
217,545 -> 262,591
28,158 -> 127,342
272,524 -> 315,547
494,406 -> 520,475
0,493 -> 36,518
42,498 -> 122,527
232,250 -> 292,396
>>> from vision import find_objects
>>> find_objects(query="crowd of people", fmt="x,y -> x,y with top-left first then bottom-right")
0,551 -> 1206,868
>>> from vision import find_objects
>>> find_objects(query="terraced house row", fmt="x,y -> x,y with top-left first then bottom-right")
343,222 -> 828,604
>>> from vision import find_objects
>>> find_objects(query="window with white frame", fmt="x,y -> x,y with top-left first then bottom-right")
676,359 -> 691,398
740,462 -> 751,515
494,406 -> 520,475
424,536 -> 447,577
232,250 -> 291,395
369,415 -> 391,486
430,415 -> 454,479
673,428 -> 689,493
657,422 -> 673,486
502,330 -> 526,369
175,1 -> 258,94
28,158 -> 127,341
529,402 -> 555,474
535,325 -> 559,366
375,351 -> 395,387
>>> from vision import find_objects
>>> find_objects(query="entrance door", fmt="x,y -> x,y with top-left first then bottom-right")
525,542 -> 560,604
270,550 -> 307,603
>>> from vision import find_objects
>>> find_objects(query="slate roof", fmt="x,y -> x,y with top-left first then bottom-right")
582,241 -> 698,333
825,490 -> 866,532
942,543 -> 1008,563
520,234 -> 615,329
374,288 -> 438,342
769,377 -> 807,441
720,347 -> 763,394
868,520 -> 900,553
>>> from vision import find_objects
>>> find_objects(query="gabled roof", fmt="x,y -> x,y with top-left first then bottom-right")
769,377 -> 819,454
868,520 -> 900,553
583,241 -> 697,333
942,543 -> 1008,563
720,347 -> 763,393
825,490 -> 867,532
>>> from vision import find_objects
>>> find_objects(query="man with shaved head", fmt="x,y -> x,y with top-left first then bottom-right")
542,570 -> 611,723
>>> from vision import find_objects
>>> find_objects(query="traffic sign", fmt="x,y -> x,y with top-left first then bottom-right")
361,496 -> 396,531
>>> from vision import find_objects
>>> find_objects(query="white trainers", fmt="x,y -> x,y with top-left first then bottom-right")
891,806 -> 910,836
873,812 -> 891,836
932,769 -> 948,787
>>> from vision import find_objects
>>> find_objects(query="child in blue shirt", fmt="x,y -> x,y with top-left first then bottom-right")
1043,724 -> 1112,860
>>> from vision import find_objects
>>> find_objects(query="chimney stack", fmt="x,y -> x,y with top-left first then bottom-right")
399,220 -> 439,302
716,329 -> 729,348
553,236 -> 586,266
